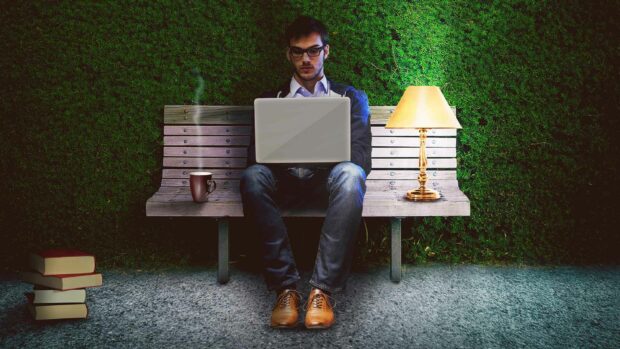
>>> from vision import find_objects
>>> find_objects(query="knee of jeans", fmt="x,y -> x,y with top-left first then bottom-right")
240,164 -> 275,194
327,161 -> 366,193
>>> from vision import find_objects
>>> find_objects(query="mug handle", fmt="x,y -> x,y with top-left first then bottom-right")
207,180 -> 217,193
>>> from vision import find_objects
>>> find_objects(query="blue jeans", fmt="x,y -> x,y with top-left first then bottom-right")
240,161 -> 367,293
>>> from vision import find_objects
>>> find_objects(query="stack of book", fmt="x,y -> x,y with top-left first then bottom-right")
20,249 -> 103,320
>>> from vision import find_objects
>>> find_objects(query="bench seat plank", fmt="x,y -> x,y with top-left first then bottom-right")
146,188 -> 470,217
148,187 -> 468,202
158,179 -> 462,191
147,185 -> 470,201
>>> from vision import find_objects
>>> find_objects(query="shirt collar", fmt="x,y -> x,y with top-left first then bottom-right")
288,74 -> 328,97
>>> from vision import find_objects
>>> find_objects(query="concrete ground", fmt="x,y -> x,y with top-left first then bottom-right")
0,264 -> 618,348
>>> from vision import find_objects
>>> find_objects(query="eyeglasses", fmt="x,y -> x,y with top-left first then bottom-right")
289,45 -> 325,59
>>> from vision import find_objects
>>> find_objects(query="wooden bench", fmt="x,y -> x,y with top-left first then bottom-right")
146,105 -> 470,284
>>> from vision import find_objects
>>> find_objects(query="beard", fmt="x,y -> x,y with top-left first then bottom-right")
296,65 -> 323,81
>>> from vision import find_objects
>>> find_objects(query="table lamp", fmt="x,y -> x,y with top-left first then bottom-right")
385,86 -> 462,201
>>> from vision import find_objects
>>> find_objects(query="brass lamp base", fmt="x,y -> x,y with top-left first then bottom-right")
405,188 -> 441,201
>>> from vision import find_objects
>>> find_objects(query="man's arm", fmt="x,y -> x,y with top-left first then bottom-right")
247,120 -> 257,167
248,131 -> 257,167
247,91 -> 273,167
347,89 -> 372,177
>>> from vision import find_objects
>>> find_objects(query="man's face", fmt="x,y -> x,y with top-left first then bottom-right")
286,32 -> 330,81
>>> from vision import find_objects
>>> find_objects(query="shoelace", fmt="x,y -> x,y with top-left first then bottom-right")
304,292 -> 337,310
275,290 -> 303,309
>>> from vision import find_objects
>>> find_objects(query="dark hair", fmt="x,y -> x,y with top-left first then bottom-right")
284,16 -> 329,47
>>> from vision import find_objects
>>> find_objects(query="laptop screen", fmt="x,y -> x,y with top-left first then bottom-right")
253,97 -> 350,165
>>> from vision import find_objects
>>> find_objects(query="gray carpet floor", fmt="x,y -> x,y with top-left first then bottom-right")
0,264 -> 618,348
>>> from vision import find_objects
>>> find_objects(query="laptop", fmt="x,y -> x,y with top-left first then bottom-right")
253,97 -> 350,166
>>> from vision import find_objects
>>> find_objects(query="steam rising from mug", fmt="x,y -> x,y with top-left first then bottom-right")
192,68 -> 205,169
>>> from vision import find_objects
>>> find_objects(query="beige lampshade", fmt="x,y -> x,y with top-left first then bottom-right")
385,86 -> 461,129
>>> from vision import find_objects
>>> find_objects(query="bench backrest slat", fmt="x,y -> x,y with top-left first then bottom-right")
161,168 -> 457,181
163,106 -> 454,125
163,146 -> 456,158
162,135 -> 455,147
165,125 -> 252,135
164,125 -> 456,136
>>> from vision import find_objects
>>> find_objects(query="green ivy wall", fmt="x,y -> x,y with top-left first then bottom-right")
1,0 -> 618,269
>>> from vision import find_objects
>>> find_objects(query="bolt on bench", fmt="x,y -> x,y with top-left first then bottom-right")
146,105 -> 470,284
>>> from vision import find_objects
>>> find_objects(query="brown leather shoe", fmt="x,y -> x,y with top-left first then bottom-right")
270,289 -> 302,328
304,288 -> 335,329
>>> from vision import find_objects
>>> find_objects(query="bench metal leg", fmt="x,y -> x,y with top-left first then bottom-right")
217,218 -> 229,284
390,217 -> 402,283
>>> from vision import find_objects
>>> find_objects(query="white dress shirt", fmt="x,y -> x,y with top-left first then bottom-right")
287,75 -> 329,98
285,75 -> 331,178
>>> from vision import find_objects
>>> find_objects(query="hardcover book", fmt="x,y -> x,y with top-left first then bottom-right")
29,287 -> 87,304
29,249 -> 96,276
21,271 -> 102,291
26,294 -> 88,320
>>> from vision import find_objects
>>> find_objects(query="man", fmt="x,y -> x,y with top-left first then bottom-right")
240,15 -> 372,329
